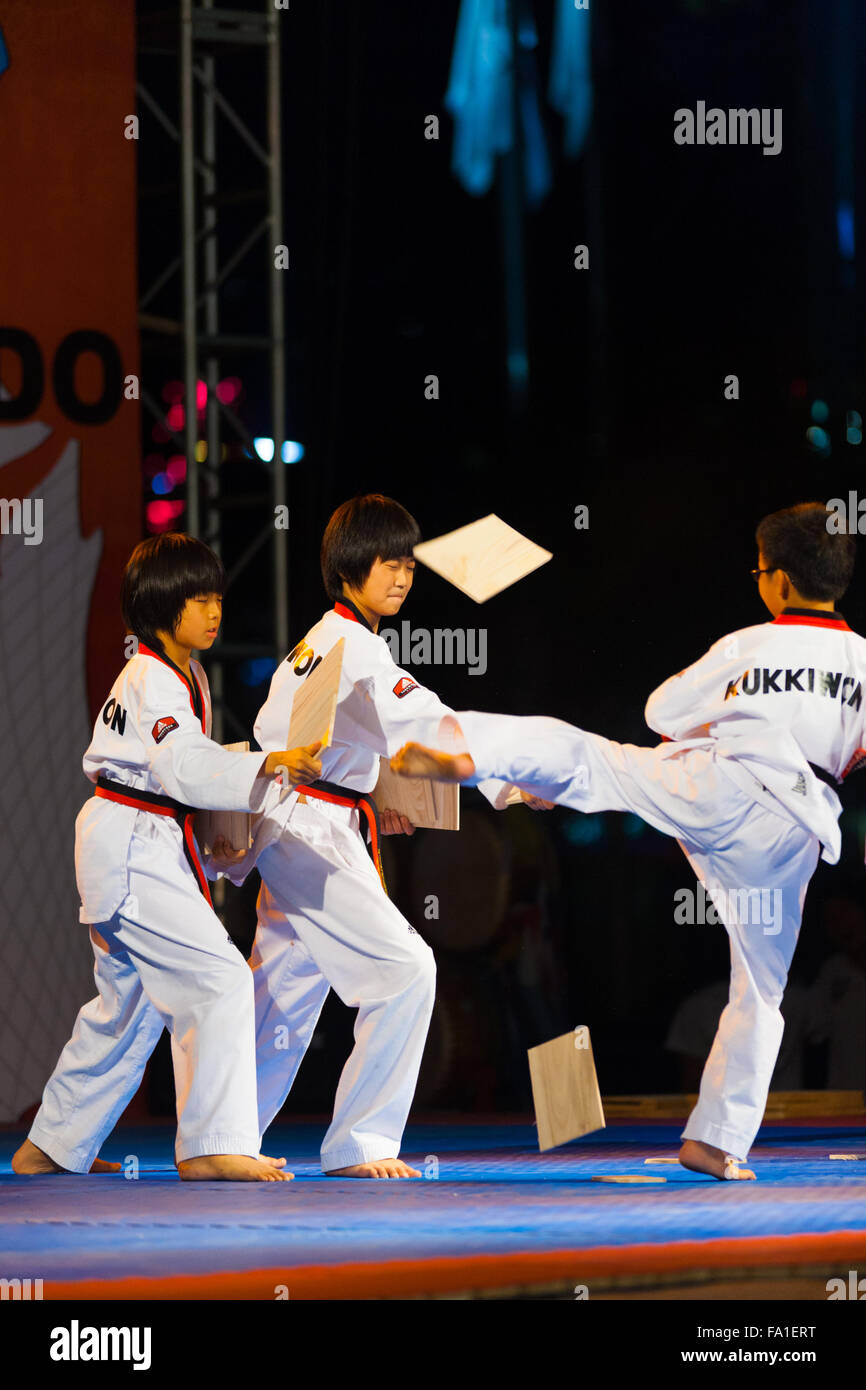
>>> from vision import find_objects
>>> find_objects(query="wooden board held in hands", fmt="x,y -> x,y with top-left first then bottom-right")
528,1026 -> 606,1152
287,637 -> 344,751
413,513 -> 553,604
195,742 -> 253,854
372,756 -> 459,830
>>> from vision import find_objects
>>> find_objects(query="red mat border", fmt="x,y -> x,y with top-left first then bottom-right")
42,1230 -> 866,1299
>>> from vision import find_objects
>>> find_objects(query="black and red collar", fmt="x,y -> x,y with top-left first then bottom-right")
772,607 -> 851,631
334,598 -> 375,632
138,641 -> 206,730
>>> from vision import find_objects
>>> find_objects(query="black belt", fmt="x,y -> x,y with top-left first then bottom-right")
808,762 -> 839,790
95,773 -> 195,816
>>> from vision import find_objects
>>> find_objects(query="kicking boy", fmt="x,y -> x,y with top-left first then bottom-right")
13,534 -> 322,1181
247,494 -> 528,1177
391,502 -> 865,1180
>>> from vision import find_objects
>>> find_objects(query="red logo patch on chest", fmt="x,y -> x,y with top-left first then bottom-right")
393,677 -> 418,699
152,715 -> 179,743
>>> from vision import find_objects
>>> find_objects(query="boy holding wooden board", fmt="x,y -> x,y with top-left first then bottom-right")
248,494 -> 540,1176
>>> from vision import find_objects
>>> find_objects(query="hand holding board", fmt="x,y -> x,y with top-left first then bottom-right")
195,742 -> 253,854
372,755 -> 459,830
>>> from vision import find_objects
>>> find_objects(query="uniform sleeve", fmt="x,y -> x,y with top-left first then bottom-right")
343,641 -> 513,808
134,664 -> 275,812
644,632 -> 753,741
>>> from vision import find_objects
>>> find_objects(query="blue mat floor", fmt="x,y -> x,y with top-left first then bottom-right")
2,1121 -> 865,1283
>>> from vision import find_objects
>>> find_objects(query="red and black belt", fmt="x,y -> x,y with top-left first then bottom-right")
94,774 -> 213,906
300,778 -> 387,893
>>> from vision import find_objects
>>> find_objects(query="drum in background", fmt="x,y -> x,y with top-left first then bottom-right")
413,955 -> 504,1110
407,807 -> 511,952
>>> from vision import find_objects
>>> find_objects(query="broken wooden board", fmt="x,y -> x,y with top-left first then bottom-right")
413,513 -> 552,604
528,1025 -> 606,1152
592,1175 -> 666,1184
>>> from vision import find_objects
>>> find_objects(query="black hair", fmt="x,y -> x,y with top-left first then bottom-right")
320,494 -> 422,602
121,533 -> 225,651
755,502 -> 856,602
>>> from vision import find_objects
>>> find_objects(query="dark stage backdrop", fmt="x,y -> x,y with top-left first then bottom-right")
190,1 -> 866,1112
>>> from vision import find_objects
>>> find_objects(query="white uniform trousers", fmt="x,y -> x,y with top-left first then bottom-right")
251,797 -> 437,1170
456,712 -> 822,1160
29,813 -> 261,1170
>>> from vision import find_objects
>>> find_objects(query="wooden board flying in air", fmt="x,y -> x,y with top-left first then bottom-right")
528,1026 -> 606,1152
413,513 -> 553,604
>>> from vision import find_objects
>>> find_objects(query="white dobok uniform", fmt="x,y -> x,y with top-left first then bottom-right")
249,598 -> 512,1171
28,642 -> 280,1171
438,607 -> 866,1160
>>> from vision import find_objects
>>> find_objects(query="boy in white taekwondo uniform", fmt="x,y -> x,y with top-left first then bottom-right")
247,495 -> 525,1177
391,503 -> 865,1180
13,534 -> 322,1181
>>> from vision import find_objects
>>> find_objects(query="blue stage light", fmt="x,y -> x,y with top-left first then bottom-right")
810,400 -> 829,424
837,201 -> 855,261
805,425 -> 831,454
549,0 -> 592,160
623,814 -> 644,840
281,440 -> 305,463
445,0 -> 552,204
562,814 -> 604,846
239,657 -> 278,687
254,437 -> 275,462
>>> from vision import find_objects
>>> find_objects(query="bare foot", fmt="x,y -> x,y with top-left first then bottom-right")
390,743 -> 475,782
324,1157 -> 421,1178
679,1139 -> 756,1181
90,1157 -> 122,1173
12,1138 -> 127,1175
178,1154 -> 294,1181
259,1153 -> 288,1169
11,1138 -> 64,1174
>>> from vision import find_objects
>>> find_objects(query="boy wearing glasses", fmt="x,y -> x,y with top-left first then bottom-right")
391,503 -> 864,1180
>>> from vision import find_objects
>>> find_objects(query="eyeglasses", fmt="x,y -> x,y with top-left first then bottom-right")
751,568 -> 777,583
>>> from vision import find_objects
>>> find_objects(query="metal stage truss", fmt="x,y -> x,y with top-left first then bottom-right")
137,1 -> 288,752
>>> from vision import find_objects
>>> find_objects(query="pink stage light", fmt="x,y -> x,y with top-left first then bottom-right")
146,499 -> 186,533
166,454 -> 187,484
216,376 -> 242,405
